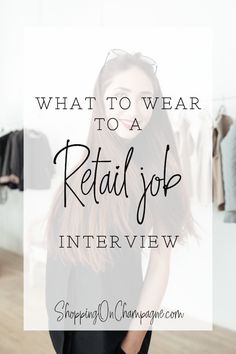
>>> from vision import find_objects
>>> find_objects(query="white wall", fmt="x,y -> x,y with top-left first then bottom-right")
0,0 -> 235,330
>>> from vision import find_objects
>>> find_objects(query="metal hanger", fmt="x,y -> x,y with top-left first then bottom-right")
217,104 -> 226,115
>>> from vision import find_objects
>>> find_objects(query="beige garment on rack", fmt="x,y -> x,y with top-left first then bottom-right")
213,113 -> 233,210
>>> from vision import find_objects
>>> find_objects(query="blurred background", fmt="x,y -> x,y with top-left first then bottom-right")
0,0 -> 236,353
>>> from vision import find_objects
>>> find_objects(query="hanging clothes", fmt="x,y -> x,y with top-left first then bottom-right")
0,129 -> 54,192
221,120 -> 236,223
212,113 -> 233,210
0,130 -> 21,189
0,132 -> 12,202
0,132 -> 12,175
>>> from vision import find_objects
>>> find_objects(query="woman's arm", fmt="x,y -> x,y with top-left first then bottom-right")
121,242 -> 171,354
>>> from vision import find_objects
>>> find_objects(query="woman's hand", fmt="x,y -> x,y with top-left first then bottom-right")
120,330 -> 147,354
120,340 -> 140,354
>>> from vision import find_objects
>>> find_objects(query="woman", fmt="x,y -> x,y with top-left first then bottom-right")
47,49 -> 192,354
